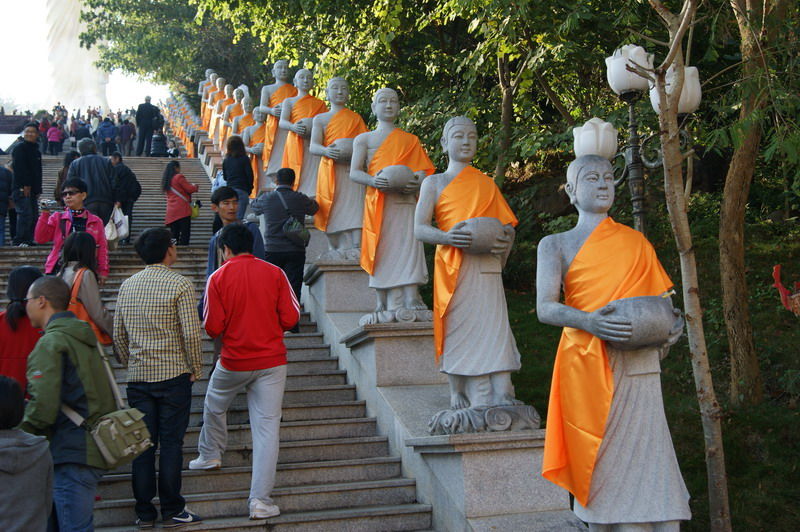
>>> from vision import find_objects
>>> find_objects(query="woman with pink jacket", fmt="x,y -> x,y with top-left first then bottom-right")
34,178 -> 109,283
163,160 -> 199,245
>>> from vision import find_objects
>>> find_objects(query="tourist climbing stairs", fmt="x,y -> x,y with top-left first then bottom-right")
0,155 -> 433,531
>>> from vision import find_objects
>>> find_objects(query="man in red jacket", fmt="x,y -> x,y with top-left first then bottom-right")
191,223 -> 299,520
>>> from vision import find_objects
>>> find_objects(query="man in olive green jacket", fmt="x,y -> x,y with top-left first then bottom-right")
21,275 -> 115,532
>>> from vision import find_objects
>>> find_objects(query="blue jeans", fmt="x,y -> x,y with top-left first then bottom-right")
127,373 -> 192,521
48,463 -> 104,532
0,214 -> 6,246
233,187 -> 250,220
11,190 -> 37,245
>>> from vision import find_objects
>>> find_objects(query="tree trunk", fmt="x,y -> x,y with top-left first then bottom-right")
720,0 -> 773,407
494,54 -> 513,188
649,1 -> 732,528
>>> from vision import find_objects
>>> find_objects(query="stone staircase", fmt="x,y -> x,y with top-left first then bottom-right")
0,155 -> 433,530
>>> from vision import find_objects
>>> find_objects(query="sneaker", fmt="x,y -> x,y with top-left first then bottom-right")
163,509 -> 203,528
249,500 -> 280,519
188,456 -> 221,470
135,518 -> 155,529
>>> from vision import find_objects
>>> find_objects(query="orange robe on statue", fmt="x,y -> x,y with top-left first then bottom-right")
314,109 -> 368,231
433,166 -> 518,357
202,89 -> 222,130
246,123 -> 266,198
360,129 -> 434,275
200,81 -> 213,118
220,103 -> 244,151
281,95 -> 328,190
210,97 -> 234,144
542,217 -> 673,506
262,84 -> 299,170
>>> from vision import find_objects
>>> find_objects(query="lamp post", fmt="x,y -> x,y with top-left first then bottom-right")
605,46 -> 703,234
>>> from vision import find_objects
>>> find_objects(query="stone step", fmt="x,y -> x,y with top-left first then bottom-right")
113,359 -> 339,383
93,478 -> 419,527
110,435 -> 390,473
180,417 -> 378,446
96,503 -> 432,531
185,399 -> 367,426
98,456 -> 401,499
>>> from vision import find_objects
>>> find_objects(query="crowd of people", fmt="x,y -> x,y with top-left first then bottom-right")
0,99 -> 325,528
2,99 -> 181,159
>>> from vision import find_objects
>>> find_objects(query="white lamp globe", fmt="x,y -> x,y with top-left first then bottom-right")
605,45 -> 653,95
649,66 -> 702,114
573,117 -> 618,160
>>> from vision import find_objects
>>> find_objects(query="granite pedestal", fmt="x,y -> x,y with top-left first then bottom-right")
303,260 -> 580,530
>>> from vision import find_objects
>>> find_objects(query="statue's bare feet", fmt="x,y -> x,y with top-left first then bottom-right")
451,392 -> 470,410
495,393 -> 523,406
406,296 -> 428,310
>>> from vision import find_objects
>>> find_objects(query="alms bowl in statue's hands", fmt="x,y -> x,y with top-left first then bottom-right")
379,165 -> 416,192
603,295 -> 682,350
460,217 -> 506,255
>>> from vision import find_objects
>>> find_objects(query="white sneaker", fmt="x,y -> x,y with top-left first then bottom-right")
188,456 -> 221,470
249,500 -> 280,519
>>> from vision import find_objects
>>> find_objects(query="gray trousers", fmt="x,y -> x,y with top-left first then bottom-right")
197,361 -> 287,505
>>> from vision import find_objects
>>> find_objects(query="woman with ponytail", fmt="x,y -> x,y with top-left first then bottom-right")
0,266 -> 44,390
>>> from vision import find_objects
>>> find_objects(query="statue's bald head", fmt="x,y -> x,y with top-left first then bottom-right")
327,77 -> 347,90
253,106 -> 267,121
565,155 -> 614,205
273,60 -> 289,70
205,68 -> 215,77
372,88 -> 398,105
441,116 -> 476,144
294,69 -> 312,81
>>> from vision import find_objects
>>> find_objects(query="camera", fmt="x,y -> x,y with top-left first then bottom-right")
39,199 -> 60,211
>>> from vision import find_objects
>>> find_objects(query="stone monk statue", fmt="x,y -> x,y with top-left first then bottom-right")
415,116 -> 522,410
536,154 -> 690,530
350,88 -> 435,325
310,77 -> 368,259
198,69 -> 216,118
210,84 -> 235,147
232,96 -> 255,137
279,69 -> 328,197
243,106 -> 267,196
203,76 -> 225,131
220,87 -> 246,152
259,60 -> 298,190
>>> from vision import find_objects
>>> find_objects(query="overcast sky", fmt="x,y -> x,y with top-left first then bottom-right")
0,0 -> 169,112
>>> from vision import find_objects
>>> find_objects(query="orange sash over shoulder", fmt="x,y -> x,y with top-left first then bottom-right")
209,97 -> 234,141
433,166 -> 517,357
542,217 -> 673,506
237,113 -> 255,134
220,103 -> 244,150
314,109 -> 368,231
202,89 -> 222,130
360,128 -> 434,275
262,84 -> 299,170
246,122 -> 266,196
281,94 -> 328,190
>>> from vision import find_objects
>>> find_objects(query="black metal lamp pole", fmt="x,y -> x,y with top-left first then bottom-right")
620,90 -> 646,234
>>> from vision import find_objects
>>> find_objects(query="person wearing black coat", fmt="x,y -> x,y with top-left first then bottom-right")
67,138 -> 114,225
0,163 -> 13,246
135,96 -> 159,156
11,123 -> 42,246
149,130 -> 168,157
110,152 -> 142,244
222,136 -> 254,220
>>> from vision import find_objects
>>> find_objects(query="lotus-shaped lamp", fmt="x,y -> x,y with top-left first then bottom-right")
605,45 -> 653,96
649,66 -> 702,115
573,117 -> 618,160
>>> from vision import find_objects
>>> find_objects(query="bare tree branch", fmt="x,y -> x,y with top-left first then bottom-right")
660,0 -> 697,70
626,28 -> 670,47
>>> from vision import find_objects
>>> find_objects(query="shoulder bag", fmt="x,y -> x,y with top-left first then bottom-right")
61,343 -> 152,469
276,190 -> 310,247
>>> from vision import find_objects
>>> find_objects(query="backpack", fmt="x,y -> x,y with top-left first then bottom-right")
68,267 -> 112,345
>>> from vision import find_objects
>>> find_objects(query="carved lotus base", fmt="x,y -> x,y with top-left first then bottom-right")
358,308 -> 433,327
428,404 -> 541,435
